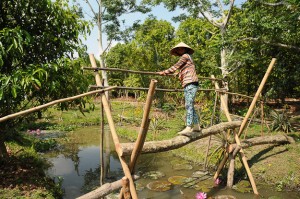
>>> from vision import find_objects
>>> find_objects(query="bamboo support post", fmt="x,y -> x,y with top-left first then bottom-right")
120,79 -> 157,198
0,87 -> 116,123
100,79 -> 105,189
237,58 -> 276,137
89,54 -> 138,199
212,75 -> 258,195
129,79 -> 157,172
204,91 -> 218,170
261,99 -> 264,136
120,177 -> 131,199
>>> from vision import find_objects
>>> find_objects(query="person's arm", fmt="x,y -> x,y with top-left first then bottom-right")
163,54 -> 188,75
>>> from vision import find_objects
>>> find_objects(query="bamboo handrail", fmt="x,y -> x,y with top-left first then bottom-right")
83,67 -> 224,81
0,87 -> 116,123
91,85 -> 224,93
91,85 -> 260,101
89,54 -> 138,199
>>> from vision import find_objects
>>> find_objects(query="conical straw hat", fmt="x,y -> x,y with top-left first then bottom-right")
170,42 -> 194,56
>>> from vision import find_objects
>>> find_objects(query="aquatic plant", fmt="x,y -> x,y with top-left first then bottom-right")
196,192 -> 207,199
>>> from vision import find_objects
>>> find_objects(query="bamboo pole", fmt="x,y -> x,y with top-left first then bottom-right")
120,177 -> 131,199
212,75 -> 258,195
120,80 -> 157,198
91,86 -> 261,101
89,54 -> 138,199
91,85 -> 220,93
204,91 -> 218,170
129,79 -> 157,172
83,67 -> 223,81
0,87 -> 116,123
100,79 -> 105,190
237,58 -> 276,137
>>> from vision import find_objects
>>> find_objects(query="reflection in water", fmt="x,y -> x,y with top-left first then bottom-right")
45,127 -> 300,199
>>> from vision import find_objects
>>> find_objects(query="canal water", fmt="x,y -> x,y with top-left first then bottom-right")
44,126 -> 300,199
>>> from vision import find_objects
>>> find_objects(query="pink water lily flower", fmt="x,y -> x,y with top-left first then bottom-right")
214,177 -> 221,185
196,192 -> 207,199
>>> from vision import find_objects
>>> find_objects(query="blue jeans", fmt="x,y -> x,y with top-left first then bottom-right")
184,83 -> 199,126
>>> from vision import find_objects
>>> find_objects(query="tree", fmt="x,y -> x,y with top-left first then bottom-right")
83,0 -> 151,92
225,0 -> 300,100
0,0 -> 91,159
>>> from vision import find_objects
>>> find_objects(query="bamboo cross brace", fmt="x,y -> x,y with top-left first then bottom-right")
89,54 -> 138,199
237,58 -> 276,137
0,86 -> 116,123
212,75 -> 258,195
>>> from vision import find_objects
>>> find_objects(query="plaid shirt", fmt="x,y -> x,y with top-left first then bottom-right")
164,54 -> 199,87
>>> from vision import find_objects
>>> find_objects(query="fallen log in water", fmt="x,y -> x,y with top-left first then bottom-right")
121,121 -> 242,155
76,175 -> 140,199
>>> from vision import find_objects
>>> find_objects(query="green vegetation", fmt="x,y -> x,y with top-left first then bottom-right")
1,133 -> 63,198
1,0 -> 300,197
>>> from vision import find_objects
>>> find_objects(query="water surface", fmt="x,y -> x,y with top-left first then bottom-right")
45,126 -> 300,199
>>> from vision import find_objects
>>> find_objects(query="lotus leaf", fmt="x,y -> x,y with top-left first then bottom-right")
142,171 -> 165,179
146,180 -> 172,192
172,163 -> 193,170
168,176 -> 188,185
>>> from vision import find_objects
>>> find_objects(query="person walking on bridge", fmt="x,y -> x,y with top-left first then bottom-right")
158,42 -> 201,134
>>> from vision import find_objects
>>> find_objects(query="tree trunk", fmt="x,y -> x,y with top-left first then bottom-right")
121,121 -> 242,155
219,25 -> 229,111
0,133 -> 8,159
97,4 -> 109,99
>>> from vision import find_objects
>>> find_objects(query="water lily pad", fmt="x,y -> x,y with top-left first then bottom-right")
192,170 -> 209,178
168,176 -> 188,185
194,179 -> 215,192
142,171 -> 165,179
182,177 -> 198,188
172,163 -> 193,170
146,180 -> 172,192
213,195 -> 237,199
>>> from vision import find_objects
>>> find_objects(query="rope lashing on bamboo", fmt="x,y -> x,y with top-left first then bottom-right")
83,67 -> 224,82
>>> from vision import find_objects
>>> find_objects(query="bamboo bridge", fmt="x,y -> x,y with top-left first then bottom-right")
0,56 -> 295,199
